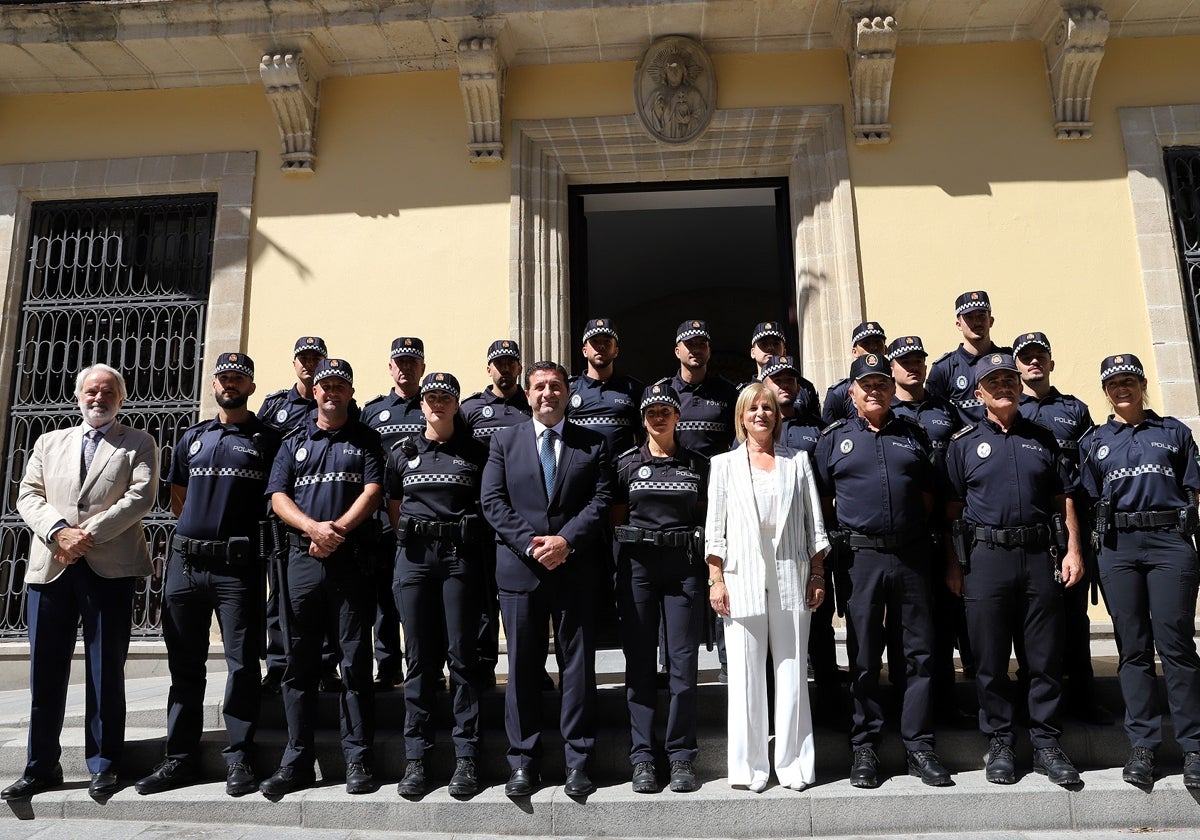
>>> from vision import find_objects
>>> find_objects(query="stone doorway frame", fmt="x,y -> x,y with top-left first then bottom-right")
508,106 -> 863,388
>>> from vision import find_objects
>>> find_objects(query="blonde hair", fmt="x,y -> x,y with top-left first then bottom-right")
734,382 -> 782,443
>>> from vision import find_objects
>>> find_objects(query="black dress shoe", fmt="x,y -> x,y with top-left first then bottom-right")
1,765 -> 62,800
89,771 -> 119,797
564,767 -> 595,797
259,765 -> 315,797
396,759 -> 427,797
985,739 -> 1016,785
504,767 -> 538,797
1033,746 -> 1080,786
907,751 -> 953,786
226,762 -> 258,797
1123,746 -> 1155,786
135,758 -> 198,795
632,760 -> 657,793
345,762 -> 374,794
1184,751 -> 1200,789
448,757 -> 479,797
849,746 -> 880,789
669,760 -> 696,793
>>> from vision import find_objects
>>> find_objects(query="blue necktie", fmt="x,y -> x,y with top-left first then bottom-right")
539,428 -> 557,499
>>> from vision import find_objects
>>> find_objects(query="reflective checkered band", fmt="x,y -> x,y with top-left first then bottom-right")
630,480 -> 700,494
402,473 -> 476,488
568,416 -> 632,427
676,327 -> 709,342
952,397 -> 983,411
851,325 -> 885,344
472,427 -> 499,438
189,467 -> 268,480
582,325 -> 618,342
1103,464 -> 1175,486
676,421 -> 730,432
1056,439 -> 1079,451
752,326 -> 785,344
1100,362 -> 1144,381
375,423 -> 425,437
295,472 -> 364,487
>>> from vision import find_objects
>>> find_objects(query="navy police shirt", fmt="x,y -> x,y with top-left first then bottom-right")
460,388 -> 532,448
171,416 -> 281,541
892,394 -> 961,471
821,378 -> 854,426
385,433 -> 489,522
361,390 -> 425,449
1079,411 -> 1200,512
945,416 -> 1072,527
266,418 -> 385,526
258,384 -> 361,433
671,373 -> 738,459
567,372 -> 644,457
614,445 -> 707,532
926,344 -> 1011,423
1018,388 -> 1092,475
815,413 -> 935,534
780,412 -> 823,454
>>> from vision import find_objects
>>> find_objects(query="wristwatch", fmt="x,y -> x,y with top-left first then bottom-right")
708,577 -> 723,587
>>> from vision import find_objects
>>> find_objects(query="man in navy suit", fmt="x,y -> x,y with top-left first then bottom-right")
481,360 -> 614,797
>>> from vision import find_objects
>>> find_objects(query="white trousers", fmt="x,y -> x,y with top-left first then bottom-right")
724,606 -> 814,789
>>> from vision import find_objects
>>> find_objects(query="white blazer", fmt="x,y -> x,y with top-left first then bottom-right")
705,444 -> 830,619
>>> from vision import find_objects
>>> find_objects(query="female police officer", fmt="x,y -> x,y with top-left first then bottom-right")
1080,354 -> 1200,788
386,373 -> 489,798
612,382 -> 708,794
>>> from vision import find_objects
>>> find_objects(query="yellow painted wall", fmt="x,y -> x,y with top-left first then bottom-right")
2,35 -> 1199,410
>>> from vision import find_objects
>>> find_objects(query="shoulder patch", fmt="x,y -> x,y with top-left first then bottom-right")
462,391 -> 485,403
617,446 -> 640,459
931,350 -> 954,365
364,394 -> 387,407
820,419 -> 846,436
950,423 -> 977,441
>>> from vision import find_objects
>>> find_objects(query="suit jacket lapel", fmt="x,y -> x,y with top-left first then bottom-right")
550,424 -> 577,504
774,446 -> 795,547
81,422 -> 123,495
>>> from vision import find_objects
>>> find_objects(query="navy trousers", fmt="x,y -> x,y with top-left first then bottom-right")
26,561 -> 135,777
372,530 -> 403,680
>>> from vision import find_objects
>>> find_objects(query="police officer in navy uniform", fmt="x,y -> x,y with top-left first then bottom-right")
926,291 -> 1008,424
461,340 -> 532,684
888,336 -> 973,728
1013,331 -> 1112,726
613,383 -> 708,795
761,355 -> 823,455
388,373 -> 489,799
361,336 -> 428,690
257,336 -> 350,693
1080,353 -> 1200,789
134,353 -> 280,798
821,322 -> 888,426
815,353 -> 949,789
945,353 -> 1084,788
670,320 -> 740,459
262,359 -> 385,797
568,318 -> 644,456
749,322 -> 820,418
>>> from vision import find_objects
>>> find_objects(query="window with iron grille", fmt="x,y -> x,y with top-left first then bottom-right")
1166,147 -> 1200,377
0,194 -> 216,638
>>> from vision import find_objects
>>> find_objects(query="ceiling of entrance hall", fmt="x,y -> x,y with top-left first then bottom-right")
2,0 -> 1198,95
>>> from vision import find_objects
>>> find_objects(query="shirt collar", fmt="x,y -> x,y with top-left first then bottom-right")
532,416 -> 566,439
1105,410 -> 1163,432
82,419 -> 115,437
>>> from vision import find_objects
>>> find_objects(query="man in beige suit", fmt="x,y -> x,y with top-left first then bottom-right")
1,364 -> 158,800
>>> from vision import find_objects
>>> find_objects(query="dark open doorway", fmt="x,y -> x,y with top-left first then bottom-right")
568,179 -> 796,385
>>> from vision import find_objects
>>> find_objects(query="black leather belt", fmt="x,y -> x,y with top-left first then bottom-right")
286,531 -> 312,549
970,524 -> 1049,548
172,534 -> 255,564
845,527 -> 924,550
1113,510 -> 1179,529
614,526 -> 692,548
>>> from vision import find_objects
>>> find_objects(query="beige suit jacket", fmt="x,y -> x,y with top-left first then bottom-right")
17,420 -> 159,584
705,444 -> 830,619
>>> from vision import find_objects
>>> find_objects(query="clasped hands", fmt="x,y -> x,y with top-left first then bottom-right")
52,526 -> 93,565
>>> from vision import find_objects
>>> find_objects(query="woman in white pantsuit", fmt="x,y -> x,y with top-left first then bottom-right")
706,382 -> 829,792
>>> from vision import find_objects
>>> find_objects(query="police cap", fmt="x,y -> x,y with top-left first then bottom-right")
1099,353 -> 1146,383
1012,331 -> 1052,357
955,290 -> 992,315
582,318 -> 619,343
974,352 -> 1018,386
486,339 -> 521,363
851,321 -> 886,347
313,358 -> 353,386
420,372 -> 460,400
640,382 -> 682,413
850,353 -> 892,381
885,336 -> 927,361
751,321 -> 786,345
390,337 -> 425,360
213,352 -> 254,379
761,354 -> 800,379
293,336 -> 328,357
676,319 -> 711,344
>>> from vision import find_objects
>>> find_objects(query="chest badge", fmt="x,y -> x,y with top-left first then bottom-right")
637,466 -> 652,479
570,394 -> 582,408
378,410 -> 391,423
275,408 -> 288,424
976,442 -> 991,458
1097,445 -> 1109,461
481,406 -> 494,419
295,446 -> 308,462
189,440 -> 202,456
840,439 -> 854,454
407,456 -> 421,470
956,375 -> 968,390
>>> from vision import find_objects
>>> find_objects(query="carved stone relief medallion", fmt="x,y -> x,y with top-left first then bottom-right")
633,35 -> 716,145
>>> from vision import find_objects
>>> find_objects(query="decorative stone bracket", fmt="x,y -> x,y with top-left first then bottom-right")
844,15 -> 898,145
456,37 -> 506,163
1043,6 -> 1109,140
259,51 -> 321,176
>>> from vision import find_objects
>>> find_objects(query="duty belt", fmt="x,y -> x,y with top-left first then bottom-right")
285,530 -> 313,549
614,525 -> 692,548
844,526 -> 925,550
171,535 -> 255,563
406,517 -> 459,539
970,524 -> 1049,549
1112,510 -> 1179,529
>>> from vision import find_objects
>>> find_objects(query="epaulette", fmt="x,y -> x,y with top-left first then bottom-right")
182,417 -> 215,436
950,423 -> 976,441
931,350 -> 954,365
825,377 -> 849,390
820,419 -> 846,436
461,391 -> 486,403
263,388 -> 288,401
617,446 -> 640,459
364,394 -> 388,407
897,414 -> 925,430
650,376 -> 672,388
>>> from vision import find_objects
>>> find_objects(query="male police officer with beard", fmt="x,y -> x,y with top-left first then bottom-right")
136,353 -> 279,797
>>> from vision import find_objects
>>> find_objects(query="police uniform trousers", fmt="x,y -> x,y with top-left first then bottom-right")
1060,542 -> 1098,697
280,544 -> 375,767
265,563 -> 340,681
843,544 -> 935,752
723,541 -> 814,790
963,541 -> 1064,748
476,537 -> 501,670
372,529 -> 403,681
1098,527 -> 1200,752
616,545 -> 704,765
929,565 -> 971,714
162,549 -> 262,765
499,573 -> 596,771
25,561 -> 136,778
394,536 -> 481,759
